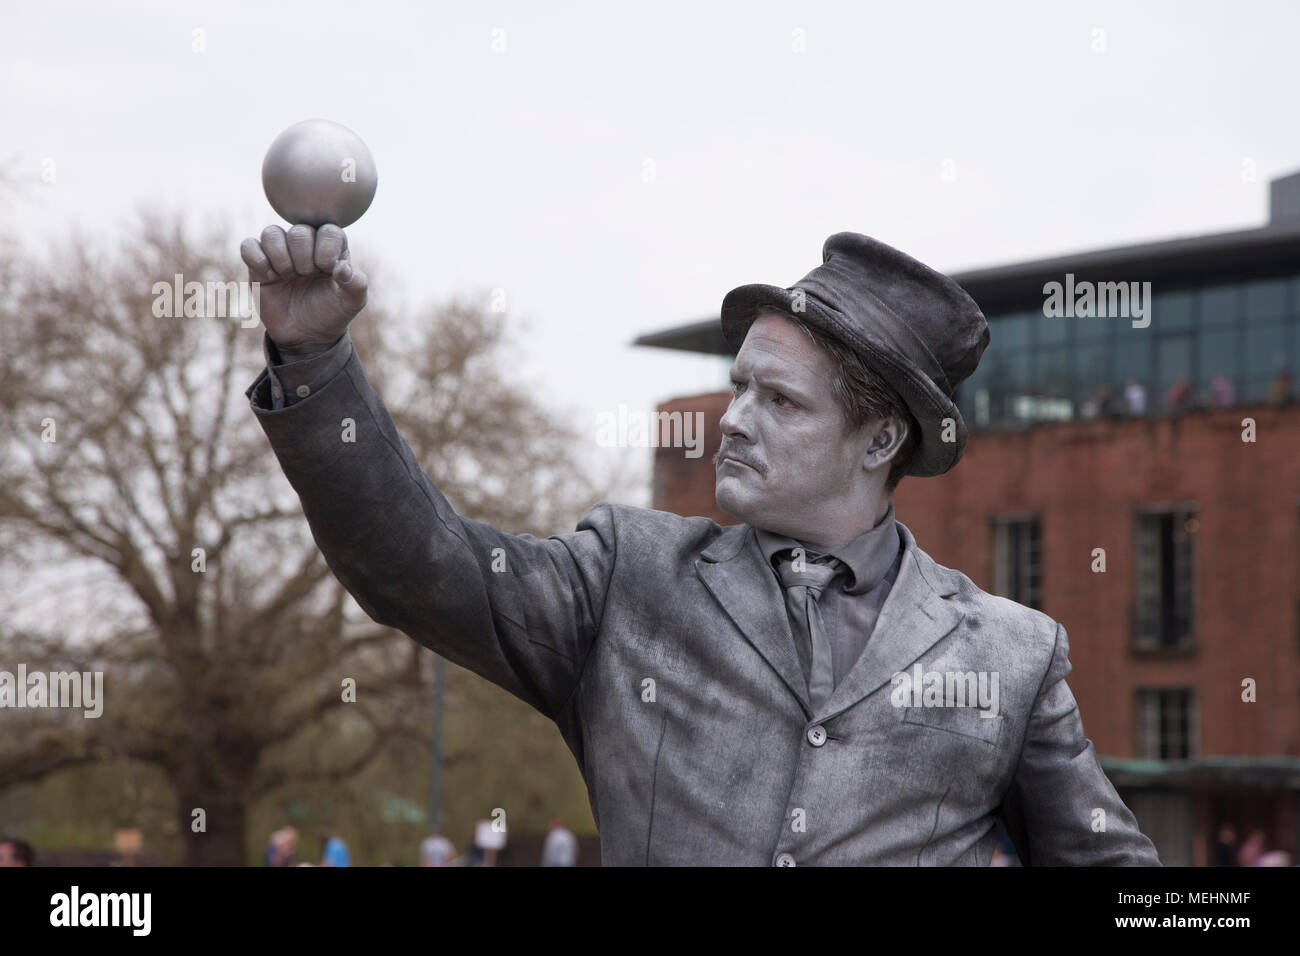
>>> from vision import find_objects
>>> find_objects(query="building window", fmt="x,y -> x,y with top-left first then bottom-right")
1155,334 -> 1194,412
1197,327 -> 1240,404
973,269 -> 1299,429
992,515 -> 1041,610
1074,342 -> 1112,415
1242,322 -> 1289,403
1154,289 -> 1195,331
1243,277 -> 1288,321
1136,688 -> 1195,760
1133,506 -> 1196,650
1199,283 -> 1241,327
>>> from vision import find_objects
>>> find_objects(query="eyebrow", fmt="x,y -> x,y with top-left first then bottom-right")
729,365 -> 813,404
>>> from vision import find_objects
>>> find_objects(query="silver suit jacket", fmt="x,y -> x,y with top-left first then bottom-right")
247,347 -> 1161,867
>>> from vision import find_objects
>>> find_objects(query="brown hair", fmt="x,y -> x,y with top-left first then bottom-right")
759,309 -> 921,490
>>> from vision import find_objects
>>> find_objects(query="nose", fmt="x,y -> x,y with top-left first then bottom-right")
718,388 -> 753,443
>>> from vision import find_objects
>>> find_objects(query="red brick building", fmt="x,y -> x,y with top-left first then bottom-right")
637,171 -> 1300,866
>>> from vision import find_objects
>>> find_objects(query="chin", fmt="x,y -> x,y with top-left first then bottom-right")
715,480 -> 762,525
714,481 -> 745,521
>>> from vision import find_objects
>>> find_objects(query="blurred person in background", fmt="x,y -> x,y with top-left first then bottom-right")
1268,367 -> 1294,405
1236,829 -> 1266,867
541,818 -> 578,867
1211,824 -> 1238,866
988,831 -> 1020,867
1124,377 -> 1147,415
264,826 -> 299,867
0,837 -> 34,867
319,830 -> 351,867
1236,828 -> 1291,866
419,827 -> 455,867
1209,371 -> 1236,408
470,818 -> 505,867
1164,376 -> 1191,413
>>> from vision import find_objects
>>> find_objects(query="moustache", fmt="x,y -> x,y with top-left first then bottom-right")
713,444 -> 763,474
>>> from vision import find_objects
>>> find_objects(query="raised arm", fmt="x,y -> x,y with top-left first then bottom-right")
240,224 -> 615,717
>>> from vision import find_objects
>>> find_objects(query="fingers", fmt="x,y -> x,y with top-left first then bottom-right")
247,224 -> 354,283
285,224 -> 316,276
313,224 -> 347,273
261,225 -> 294,278
332,256 -> 368,309
240,237 -> 277,282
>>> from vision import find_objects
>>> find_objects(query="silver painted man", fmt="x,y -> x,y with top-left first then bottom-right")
240,225 -> 1161,866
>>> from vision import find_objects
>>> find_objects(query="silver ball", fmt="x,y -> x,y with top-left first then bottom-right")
261,119 -> 378,228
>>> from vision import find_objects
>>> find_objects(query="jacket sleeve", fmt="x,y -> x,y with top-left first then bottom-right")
262,331 -> 352,410
998,621 -> 1162,866
245,336 -> 616,719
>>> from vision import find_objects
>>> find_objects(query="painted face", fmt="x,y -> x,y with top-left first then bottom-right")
714,312 -> 884,542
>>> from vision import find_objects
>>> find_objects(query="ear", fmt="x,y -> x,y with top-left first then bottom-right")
862,414 -> 908,473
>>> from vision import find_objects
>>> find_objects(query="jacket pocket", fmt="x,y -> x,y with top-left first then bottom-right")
902,706 -> 1004,746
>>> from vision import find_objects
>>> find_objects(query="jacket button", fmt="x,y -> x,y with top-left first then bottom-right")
775,852 -> 796,867
807,725 -> 827,747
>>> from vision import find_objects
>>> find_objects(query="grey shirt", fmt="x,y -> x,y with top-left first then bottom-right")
755,501 -> 903,691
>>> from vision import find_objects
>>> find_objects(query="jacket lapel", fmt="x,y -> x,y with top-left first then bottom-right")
694,518 -> 966,723
818,519 -> 966,721
695,523 -> 813,716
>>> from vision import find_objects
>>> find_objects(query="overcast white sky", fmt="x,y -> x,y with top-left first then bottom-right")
5,0 -> 1300,504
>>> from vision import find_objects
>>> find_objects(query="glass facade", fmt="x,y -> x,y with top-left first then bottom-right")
957,273 -> 1300,429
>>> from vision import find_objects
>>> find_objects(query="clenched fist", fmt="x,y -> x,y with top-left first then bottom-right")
240,223 -> 368,360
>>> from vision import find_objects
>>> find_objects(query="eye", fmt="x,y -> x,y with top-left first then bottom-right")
729,380 -> 746,396
773,393 -> 793,407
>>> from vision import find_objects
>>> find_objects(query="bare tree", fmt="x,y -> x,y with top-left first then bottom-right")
0,212 -> 613,864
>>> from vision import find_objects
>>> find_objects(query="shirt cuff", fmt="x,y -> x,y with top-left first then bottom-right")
263,332 -> 353,409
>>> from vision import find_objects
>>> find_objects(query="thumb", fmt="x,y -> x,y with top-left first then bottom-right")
332,258 -> 368,307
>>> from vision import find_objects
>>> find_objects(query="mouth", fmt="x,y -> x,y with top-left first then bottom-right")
717,455 -> 756,472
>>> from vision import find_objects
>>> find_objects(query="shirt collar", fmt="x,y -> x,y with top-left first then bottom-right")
754,500 -> 900,595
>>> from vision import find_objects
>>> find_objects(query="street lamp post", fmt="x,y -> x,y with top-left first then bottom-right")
429,652 -> 446,830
